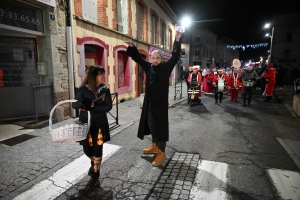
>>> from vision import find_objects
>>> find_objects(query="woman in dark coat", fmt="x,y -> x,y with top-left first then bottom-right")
72,66 -> 112,187
125,30 -> 182,167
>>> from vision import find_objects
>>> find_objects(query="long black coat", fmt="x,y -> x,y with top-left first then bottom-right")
126,40 -> 181,141
72,84 -> 112,143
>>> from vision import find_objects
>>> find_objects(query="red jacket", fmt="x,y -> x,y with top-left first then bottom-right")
228,73 -> 242,89
263,68 -> 276,96
188,72 -> 202,85
213,73 -> 228,84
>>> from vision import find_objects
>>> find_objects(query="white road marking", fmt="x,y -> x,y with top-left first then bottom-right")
267,168 -> 300,200
190,160 -> 228,200
13,143 -> 121,200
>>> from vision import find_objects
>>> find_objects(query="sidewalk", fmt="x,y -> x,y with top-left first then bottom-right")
0,82 -> 188,143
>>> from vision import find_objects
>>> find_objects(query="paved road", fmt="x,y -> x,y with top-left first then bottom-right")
1,84 -> 300,200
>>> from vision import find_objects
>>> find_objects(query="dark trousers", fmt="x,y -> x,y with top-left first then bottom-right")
243,87 -> 253,105
215,90 -> 223,102
147,100 -> 166,152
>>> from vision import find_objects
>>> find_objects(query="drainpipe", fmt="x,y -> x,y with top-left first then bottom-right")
66,0 -> 76,117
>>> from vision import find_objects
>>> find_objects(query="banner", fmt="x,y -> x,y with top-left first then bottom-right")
226,43 -> 269,51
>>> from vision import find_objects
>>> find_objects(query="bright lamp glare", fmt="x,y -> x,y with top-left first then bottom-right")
264,23 -> 271,28
182,17 -> 191,27
265,33 -> 270,37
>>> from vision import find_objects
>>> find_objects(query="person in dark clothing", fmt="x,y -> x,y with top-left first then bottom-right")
276,65 -> 284,88
72,66 -> 112,187
124,30 -> 182,167
183,66 -> 193,103
240,66 -> 259,107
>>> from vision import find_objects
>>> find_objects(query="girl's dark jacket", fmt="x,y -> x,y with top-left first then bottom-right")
126,40 -> 181,141
72,84 -> 112,143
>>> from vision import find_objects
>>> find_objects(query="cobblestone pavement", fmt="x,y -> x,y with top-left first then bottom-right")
1,84 -> 299,200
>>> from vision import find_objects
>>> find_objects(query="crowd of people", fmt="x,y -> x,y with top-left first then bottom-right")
182,60 -> 300,107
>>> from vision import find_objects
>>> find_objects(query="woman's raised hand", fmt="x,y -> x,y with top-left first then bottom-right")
175,30 -> 182,41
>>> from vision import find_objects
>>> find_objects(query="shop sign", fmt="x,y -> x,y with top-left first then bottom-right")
36,0 -> 56,7
0,1 -> 44,33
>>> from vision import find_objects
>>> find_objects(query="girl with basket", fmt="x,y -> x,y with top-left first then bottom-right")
72,66 -> 112,187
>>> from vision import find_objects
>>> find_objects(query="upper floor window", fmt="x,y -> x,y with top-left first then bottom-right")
286,33 -> 292,41
151,15 -> 157,44
137,3 -> 143,40
82,0 -> 97,24
195,37 -> 200,43
195,49 -> 200,56
161,22 -> 166,48
181,49 -> 186,57
116,0 -> 128,34
285,49 -> 291,57
169,29 -> 172,50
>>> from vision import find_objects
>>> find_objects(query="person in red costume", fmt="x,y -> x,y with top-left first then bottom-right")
212,68 -> 228,103
228,67 -> 242,102
188,66 -> 203,102
263,63 -> 277,102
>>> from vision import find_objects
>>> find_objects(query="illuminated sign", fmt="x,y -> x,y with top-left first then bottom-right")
0,1 -> 44,33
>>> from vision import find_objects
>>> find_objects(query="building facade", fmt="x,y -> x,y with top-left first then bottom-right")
0,0 -> 178,121
181,29 -> 239,71
270,13 -> 300,68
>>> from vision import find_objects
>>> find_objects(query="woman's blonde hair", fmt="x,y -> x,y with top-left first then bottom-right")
151,50 -> 162,57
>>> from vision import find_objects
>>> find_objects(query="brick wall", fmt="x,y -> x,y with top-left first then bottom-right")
74,0 -> 82,17
128,0 -> 132,36
136,0 -> 148,43
98,0 -> 108,27
112,0 -> 117,30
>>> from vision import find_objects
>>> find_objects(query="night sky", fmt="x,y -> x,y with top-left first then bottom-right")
165,0 -> 300,61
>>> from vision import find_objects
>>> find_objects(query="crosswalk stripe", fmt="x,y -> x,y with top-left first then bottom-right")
190,160 -> 228,200
267,168 -> 300,200
13,143 -> 121,200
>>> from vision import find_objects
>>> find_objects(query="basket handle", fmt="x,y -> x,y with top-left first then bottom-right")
49,99 -> 91,132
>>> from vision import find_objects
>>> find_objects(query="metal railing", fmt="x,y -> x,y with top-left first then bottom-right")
33,83 -> 54,123
174,81 -> 183,100
108,92 -> 119,126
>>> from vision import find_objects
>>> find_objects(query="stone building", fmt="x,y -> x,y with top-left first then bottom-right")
181,29 -> 239,70
0,0 -> 178,121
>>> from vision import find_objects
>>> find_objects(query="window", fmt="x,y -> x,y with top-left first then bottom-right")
169,29 -> 172,50
181,49 -> 186,56
285,50 -> 290,57
137,4 -> 143,40
286,33 -> 292,41
82,0 -> 97,24
195,49 -> 200,56
195,37 -> 200,43
161,22 -> 166,48
206,49 -> 208,57
116,0 -> 128,33
203,47 -> 206,56
151,15 -> 157,44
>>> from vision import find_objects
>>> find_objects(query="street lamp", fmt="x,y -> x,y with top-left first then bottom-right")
263,23 -> 274,64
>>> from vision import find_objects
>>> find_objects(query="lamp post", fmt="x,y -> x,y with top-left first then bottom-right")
264,23 -> 273,64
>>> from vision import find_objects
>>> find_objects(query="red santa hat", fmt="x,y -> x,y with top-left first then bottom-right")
217,68 -> 225,71
193,66 -> 199,71
268,63 -> 274,68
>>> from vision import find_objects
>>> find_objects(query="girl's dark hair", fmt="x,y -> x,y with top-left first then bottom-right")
81,65 -> 105,92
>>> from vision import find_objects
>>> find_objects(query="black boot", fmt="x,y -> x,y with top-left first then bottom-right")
89,171 -> 100,187
263,96 -> 271,102
88,161 -> 94,176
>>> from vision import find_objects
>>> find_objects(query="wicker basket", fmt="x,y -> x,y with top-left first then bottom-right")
49,99 -> 90,143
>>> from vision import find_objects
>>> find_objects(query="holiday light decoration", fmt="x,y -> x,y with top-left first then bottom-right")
227,43 -> 269,51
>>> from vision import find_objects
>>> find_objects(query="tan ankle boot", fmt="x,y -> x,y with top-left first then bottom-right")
152,149 -> 166,167
143,142 -> 158,154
